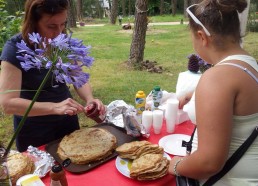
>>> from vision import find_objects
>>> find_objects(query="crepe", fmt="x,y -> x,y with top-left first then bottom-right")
116,140 -> 163,159
130,153 -> 163,176
7,153 -> 35,185
57,127 -> 117,164
136,158 -> 169,180
116,140 -> 169,180
130,153 -> 169,180
116,140 -> 151,154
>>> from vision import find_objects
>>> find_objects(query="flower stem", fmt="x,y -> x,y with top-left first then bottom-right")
5,65 -> 55,156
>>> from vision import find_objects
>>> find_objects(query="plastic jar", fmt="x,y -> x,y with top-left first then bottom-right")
85,102 -> 106,123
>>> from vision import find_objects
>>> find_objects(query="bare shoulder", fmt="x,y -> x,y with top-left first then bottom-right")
196,63 -> 258,114
197,65 -> 238,92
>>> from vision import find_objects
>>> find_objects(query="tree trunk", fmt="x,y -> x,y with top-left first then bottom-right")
110,0 -> 118,24
96,0 -> 103,19
122,0 -> 126,17
160,0 -> 164,15
128,0 -> 132,15
184,0 -> 188,18
239,0 -> 250,47
67,0 -> 77,28
172,0 -> 177,16
128,0 -> 148,68
76,0 -> 83,21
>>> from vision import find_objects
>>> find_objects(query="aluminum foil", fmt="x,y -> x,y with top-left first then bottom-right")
26,146 -> 55,178
106,100 -> 149,138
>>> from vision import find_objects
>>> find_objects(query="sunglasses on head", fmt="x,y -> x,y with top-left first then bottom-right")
186,4 -> 211,36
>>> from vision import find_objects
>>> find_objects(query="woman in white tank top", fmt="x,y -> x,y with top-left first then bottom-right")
168,1 -> 258,185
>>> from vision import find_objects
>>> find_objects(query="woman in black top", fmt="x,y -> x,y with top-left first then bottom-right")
0,0 -> 106,152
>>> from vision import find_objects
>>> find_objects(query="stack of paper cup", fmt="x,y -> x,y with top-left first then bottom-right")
142,110 -> 153,133
165,98 -> 179,133
152,110 -> 163,134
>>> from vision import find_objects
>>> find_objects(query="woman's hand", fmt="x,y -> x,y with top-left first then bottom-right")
178,91 -> 194,109
85,99 -> 106,115
54,98 -> 84,116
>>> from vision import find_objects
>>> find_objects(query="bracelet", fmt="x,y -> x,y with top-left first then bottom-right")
173,158 -> 183,176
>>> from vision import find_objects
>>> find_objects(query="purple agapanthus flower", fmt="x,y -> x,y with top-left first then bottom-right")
16,32 -> 94,88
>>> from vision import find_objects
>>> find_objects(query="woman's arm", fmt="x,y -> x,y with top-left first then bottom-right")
169,67 -> 234,179
0,61 -> 84,116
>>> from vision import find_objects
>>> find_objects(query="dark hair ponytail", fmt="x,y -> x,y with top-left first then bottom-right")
188,0 -> 248,45
215,0 -> 247,13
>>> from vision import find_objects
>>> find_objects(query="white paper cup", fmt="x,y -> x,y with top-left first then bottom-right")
142,110 -> 153,133
165,99 -> 179,133
152,110 -> 163,134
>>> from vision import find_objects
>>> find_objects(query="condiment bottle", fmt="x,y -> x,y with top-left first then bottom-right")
152,86 -> 163,110
50,164 -> 68,186
135,90 -> 146,115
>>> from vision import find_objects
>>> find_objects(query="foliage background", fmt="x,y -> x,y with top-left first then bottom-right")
0,0 -> 22,54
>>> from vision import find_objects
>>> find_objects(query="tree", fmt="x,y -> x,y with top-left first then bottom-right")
160,0 -> 164,15
121,0 -> 126,17
110,0 -> 118,24
95,0 -> 103,19
128,0 -> 132,15
128,0 -> 148,68
67,0 -> 77,28
239,0 -> 250,36
76,0 -> 83,21
171,0 -> 177,16
183,0 -> 187,17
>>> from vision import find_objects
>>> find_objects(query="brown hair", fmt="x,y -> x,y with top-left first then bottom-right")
188,0 -> 247,44
22,0 -> 68,44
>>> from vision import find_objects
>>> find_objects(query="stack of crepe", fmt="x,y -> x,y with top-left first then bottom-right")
57,127 -> 117,164
116,140 -> 169,180
130,153 -> 169,180
116,140 -> 163,159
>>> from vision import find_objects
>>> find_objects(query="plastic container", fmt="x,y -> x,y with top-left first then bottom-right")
50,164 -> 68,186
152,86 -> 163,110
135,91 -> 146,115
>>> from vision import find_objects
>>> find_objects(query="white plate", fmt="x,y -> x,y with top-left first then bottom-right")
115,153 -> 171,178
158,134 -> 191,156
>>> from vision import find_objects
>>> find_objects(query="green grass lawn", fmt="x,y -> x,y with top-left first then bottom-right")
84,14 -> 186,25
1,19 -> 257,149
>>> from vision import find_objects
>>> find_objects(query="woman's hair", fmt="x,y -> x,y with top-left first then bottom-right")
22,0 -> 68,44
188,0 -> 247,44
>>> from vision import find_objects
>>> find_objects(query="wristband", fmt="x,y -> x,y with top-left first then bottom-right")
173,158 -> 183,176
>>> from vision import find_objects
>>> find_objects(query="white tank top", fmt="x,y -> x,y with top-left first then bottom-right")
186,55 -> 258,186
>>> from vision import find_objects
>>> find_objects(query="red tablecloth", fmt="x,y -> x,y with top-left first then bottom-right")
41,120 -> 195,186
